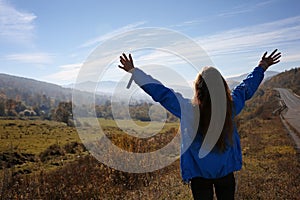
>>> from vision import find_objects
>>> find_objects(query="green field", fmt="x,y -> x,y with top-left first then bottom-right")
0,118 -> 179,173
0,119 -> 80,154
0,116 -> 299,199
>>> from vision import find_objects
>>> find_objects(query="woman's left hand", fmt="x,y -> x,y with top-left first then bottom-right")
259,49 -> 281,71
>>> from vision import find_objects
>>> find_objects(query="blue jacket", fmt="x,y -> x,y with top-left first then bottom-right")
131,66 -> 265,182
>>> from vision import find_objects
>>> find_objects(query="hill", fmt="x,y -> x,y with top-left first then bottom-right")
226,70 -> 279,89
0,68 -> 281,108
238,67 -> 300,121
263,67 -> 300,95
65,80 -> 194,100
65,69 -> 280,99
0,73 -> 110,108
0,73 -> 72,105
64,81 -> 121,94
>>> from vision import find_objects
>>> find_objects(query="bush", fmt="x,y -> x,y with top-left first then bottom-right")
63,142 -> 86,154
39,144 -> 65,162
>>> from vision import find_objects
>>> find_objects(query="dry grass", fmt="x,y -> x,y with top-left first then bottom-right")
0,108 -> 299,199
236,116 -> 300,199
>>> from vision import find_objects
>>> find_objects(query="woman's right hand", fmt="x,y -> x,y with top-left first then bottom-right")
118,53 -> 135,72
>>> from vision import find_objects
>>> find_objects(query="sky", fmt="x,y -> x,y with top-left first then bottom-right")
0,0 -> 300,87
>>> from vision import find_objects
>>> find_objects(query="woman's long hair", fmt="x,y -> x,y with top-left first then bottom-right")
192,67 -> 234,152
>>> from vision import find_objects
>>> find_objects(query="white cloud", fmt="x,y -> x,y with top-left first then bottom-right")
216,0 -> 275,18
0,0 -> 36,43
180,16 -> 300,76
171,1 -> 277,29
79,21 -> 147,48
135,50 -> 186,66
45,63 -> 82,82
197,15 -> 300,57
5,53 -> 53,64
49,16 -> 300,85
282,52 -> 300,63
114,16 -> 300,79
170,19 -> 204,28
118,16 -> 299,69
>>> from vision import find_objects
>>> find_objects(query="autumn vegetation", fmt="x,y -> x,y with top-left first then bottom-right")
0,67 -> 299,199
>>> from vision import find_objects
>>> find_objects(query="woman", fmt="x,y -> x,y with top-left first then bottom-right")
118,49 -> 281,199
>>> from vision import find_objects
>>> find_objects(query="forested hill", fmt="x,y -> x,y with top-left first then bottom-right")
240,67 -> 300,120
262,67 -> 300,95
0,73 -> 111,107
0,67 -> 298,109
0,73 -> 72,104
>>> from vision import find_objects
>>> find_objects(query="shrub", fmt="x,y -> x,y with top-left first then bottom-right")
39,144 -> 65,162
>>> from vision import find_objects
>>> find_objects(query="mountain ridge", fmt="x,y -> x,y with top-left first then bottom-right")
0,73 -> 109,106
0,69 -> 286,105
226,70 -> 279,89
0,73 -> 72,103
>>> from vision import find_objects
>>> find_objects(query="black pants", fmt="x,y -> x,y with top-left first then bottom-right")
190,173 -> 235,200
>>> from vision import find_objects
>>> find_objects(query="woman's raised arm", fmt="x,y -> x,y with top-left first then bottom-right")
118,53 -> 186,118
231,49 -> 281,115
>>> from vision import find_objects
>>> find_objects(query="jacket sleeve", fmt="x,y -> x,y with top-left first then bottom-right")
231,66 -> 265,115
130,68 -> 185,119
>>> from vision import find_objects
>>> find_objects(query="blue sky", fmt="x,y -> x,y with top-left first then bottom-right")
0,0 -> 300,86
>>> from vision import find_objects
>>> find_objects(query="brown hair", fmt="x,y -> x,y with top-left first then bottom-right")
192,67 -> 234,152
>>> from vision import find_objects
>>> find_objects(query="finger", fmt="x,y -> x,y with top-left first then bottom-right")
129,54 -> 133,64
262,52 -> 267,59
118,65 -> 124,70
273,52 -> 281,59
120,55 -> 126,63
122,53 -> 129,61
273,60 -> 280,64
269,49 -> 278,58
273,54 -> 281,61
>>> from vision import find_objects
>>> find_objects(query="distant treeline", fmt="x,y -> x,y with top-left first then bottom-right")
0,93 -> 73,125
0,92 -> 177,126
1,67 -> 297,125
94,101 -> 178,122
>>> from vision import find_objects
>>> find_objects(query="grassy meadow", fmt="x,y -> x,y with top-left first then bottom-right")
0,119 -> 80,154
0,111 -> 299,199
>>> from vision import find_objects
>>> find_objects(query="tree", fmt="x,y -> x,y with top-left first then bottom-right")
0,101 -> 5,116
15,101 -> 26,113
6,99 -> 17,116
54,101 -> 73,126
